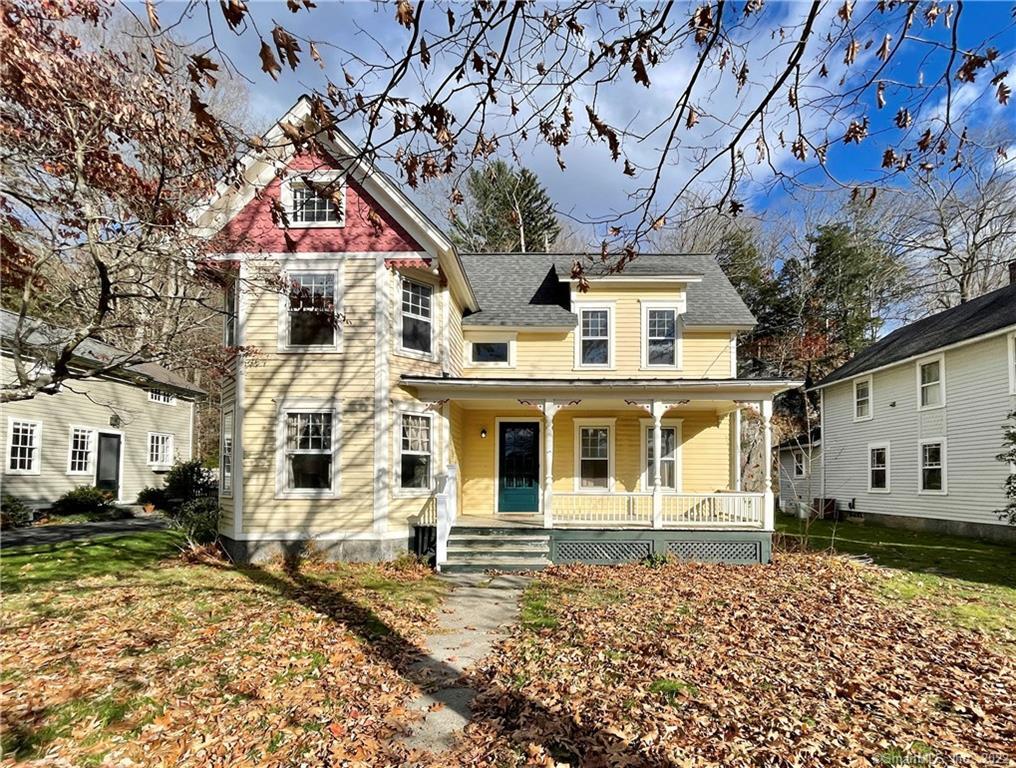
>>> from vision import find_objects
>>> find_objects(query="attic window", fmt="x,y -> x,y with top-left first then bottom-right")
281,171 -> 345,228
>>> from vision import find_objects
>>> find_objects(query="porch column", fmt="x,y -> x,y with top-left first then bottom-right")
542,400 -> 558,529
651,399 -> 665,529
761,399 -> 774,530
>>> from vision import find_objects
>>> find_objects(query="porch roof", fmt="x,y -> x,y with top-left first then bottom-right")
400,375 -> 802,401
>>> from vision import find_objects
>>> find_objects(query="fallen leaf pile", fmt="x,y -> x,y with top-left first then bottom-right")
449,555 -> 1016,767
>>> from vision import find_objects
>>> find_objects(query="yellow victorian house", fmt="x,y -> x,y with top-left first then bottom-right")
196,98 -> 800,570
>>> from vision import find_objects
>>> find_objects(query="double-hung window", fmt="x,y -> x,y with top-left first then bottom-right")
279,404 -> 338,495
793,451 -> 806,478
221,408 -> 234,496
644,306 -> 679,367
68,427 -> 94,475
576,421 -> 613,490
287,272 -> 337,348
854,377 -> 872,421
917,356 -> 944,409
6,419 -> 41,475
398,412 -> 432,492
400,279 -> 433,356
148,433 -> 174,468
919,439 -> 946,494
578,306 -> 611,367
868,443 -> 889,492
644,424 -> 679,490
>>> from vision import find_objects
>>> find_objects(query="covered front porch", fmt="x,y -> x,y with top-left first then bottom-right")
402,376 -> 799,568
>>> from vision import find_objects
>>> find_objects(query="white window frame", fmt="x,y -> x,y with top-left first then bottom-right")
867,441 -> 891,494
916,353 -> 946,411
278,263 -> 343,353
918,437 -> 948,495
640,301 -> 683,370
574,302 -> 615,370
793,450 -> 807,478
1008,331 -> 1016,396
224,279 -> 239,348
220,407 -> 234,498
573,417 -> 616,492
275,398 -> 341,499
66,426 -> 96,476
147,432 -> 175,469
6,417 -> 42,476
148,389 -> 176,406
279,170 -> 346,228
853,376 -> 873,422
639,418 -> 683,491
465,333 -> 516,369
395,408 -> 434,497
396,275 -> 436,362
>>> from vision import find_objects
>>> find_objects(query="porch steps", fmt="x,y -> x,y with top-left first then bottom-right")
441,527 -> 551,573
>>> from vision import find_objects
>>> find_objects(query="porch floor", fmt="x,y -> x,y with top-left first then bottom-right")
455,514 -> 544,528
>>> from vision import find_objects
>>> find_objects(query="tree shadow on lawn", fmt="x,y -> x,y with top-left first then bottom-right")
239,545 -> 674,767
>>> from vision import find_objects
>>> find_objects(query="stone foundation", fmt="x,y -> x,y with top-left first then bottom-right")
220,535 -> 411,564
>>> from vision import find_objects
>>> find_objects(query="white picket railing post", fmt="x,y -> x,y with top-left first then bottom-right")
433,466 -> 458,572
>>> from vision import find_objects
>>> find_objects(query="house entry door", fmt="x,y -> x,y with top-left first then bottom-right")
95,433 -> 122,499
497,422 -> 540,513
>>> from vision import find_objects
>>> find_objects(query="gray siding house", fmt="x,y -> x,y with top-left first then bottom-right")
776,429 -> 822,515
812,279 -> 1016,543
1,311 -> 203,507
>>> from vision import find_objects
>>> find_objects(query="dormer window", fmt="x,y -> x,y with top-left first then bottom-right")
280,171 -> 345,228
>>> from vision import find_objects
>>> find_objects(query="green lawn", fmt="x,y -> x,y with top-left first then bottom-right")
776,514 -> 1016,639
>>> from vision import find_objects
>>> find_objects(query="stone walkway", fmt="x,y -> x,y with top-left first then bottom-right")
1,516 -> 169,549
400,572 -> 529,753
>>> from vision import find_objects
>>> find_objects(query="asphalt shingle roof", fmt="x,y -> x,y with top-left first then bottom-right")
458,252 -> 756,328
815,282 -> 1016,388
0,309 -> 204,396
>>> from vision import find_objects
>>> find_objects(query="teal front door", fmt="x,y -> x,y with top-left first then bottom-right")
498,422 -> 540,513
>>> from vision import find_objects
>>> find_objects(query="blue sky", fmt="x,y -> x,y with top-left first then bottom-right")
147,1 -> 1015,232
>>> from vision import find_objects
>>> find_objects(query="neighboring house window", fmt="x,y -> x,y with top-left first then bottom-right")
148,433 -> 174,468
576,422 -> 612,490
282,409 -> 335,493
919,440 -> 946,493
643,306 -> 679,367
854,377 -> 872,421
793,451 -> 806,478
287,272 -> 337,348
399,278 -> 433,356
645,425 -> 679,489
224,280 -> 238,347
67,427 -> 94,475
578,306 -> 611,367
148,389 -> 176,405
221,408 -> 234,496
868,443 -> 890,492
282,172 -> 345,227
399,412 -> 432,491
917,356 -> 944,409
6,419 -> 41,474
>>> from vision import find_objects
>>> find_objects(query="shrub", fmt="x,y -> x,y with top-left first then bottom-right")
136,486 -> 167,510
162,460 -> 217,511
172,496 -> 220,545
641,552 -> 673,569
1,494 -> 33,529
51,486 -> 119,518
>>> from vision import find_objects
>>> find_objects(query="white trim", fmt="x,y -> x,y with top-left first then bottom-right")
461,323 -> 575,333
493,417 -> 543,514
918,437 -> 948,495
147,431 -> 175,469
66,425 -> 97,476
94,428 -> 127,504
867,441 -> 891,494
573,417 -> 616,492
1008,331 -> 1016,396
147,389 -> 177,406
916,353 -> 946,411
394,405 -> 434,498
277,262 -> 344,354
275,397 -> 342,500
396,274 -> 437,362
853,375 -> 873,421
819,389 -> 826,501
230,528 -> 411,542
729,332 -> 737,378
574,302 -> 616,370
792,449 -> 807,478
373,255 -> 390,534
279,170 -> 346,228
233,262 -> 248,538
640,300 -> 684,370
5,417 -> 42,476
220,406 -> 235,498
810,323 -> 1016,391
209,251 -> 423,261
638,418 -> 683,491
465,332 -> 517,369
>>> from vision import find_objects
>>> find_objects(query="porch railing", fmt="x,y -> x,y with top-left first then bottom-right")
551,491 -> 764,529
434,465 -> 458,571
553,492 -> 654,526
660,492 -> 764,528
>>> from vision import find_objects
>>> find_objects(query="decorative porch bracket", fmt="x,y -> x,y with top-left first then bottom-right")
625,399 -> 687,529
519,399 -> 582,528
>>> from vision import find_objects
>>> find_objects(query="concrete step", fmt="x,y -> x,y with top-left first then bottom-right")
450,526 -> 547,536
446,547 -> 550,561
441,558 -> 551,574
446,536 -> 550,550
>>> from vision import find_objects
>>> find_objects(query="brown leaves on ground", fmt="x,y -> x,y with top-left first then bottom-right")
450,555 -> 1016,767
0,555 -> 441,766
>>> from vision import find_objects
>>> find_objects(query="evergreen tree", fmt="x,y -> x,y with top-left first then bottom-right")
997,411 -> 1016,526
450,161 -> 561,252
